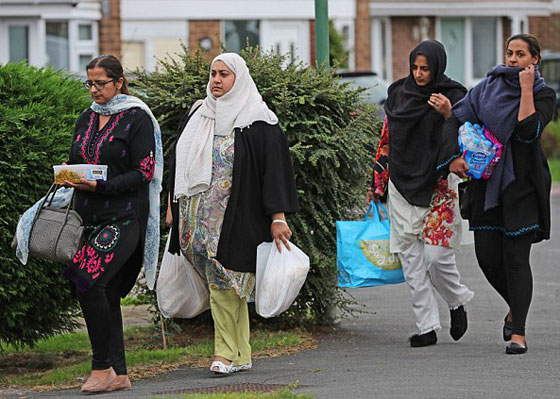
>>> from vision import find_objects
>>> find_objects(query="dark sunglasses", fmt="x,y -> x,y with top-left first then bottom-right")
83,79 -> 116,90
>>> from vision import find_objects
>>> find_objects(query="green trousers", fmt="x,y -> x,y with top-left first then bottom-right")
209,285 -> 252,365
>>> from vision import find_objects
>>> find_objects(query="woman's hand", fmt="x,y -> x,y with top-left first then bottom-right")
63,179 -> 97,192
449,157 -> 469,178
428,93 -> 452,119
519,64 -> 535,91
518,64 -> 536,121
270,213 -> 292,253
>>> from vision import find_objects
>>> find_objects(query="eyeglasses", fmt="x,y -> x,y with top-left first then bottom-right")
83,79 -> 115,91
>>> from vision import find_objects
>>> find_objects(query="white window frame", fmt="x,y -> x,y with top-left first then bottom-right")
72,20 -> 99,74
257,20 -> 310,65
121,20 -> 189,72
0,18 -> 44,66
436,16 -> 502,87
371,16 -> 392,82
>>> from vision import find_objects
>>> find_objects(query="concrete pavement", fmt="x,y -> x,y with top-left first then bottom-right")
16,194 -> 560,399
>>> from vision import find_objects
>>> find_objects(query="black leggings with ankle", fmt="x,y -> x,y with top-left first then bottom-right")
77,267 -> 127,375
474,230 -> 535,336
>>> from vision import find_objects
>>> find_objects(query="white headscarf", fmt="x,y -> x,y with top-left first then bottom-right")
174,53 -> 278,199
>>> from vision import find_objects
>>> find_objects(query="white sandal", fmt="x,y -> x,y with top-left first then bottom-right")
210,360 -> 234,375
232,362 -> 252,372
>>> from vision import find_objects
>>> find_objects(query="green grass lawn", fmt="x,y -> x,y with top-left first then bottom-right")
0,326 -> 313,389
549,159 -> 560,182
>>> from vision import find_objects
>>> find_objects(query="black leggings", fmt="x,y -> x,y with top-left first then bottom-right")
77,267 -> 127,375
474,230 -> 534,336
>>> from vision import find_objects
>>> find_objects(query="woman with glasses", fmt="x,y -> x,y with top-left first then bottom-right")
62,54 -> 162,392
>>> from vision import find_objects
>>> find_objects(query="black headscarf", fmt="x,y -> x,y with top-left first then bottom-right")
384,40 -> 467,207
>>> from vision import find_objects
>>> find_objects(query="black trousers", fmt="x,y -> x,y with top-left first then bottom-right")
77,266 -> 127,375
474,230 -> 535,336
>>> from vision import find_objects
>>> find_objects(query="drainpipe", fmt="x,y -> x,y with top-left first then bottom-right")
315,0 -> 330,68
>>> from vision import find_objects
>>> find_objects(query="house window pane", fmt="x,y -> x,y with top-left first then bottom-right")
9,26 -> 29,62
224,20 -> 260,53
46,22 -> 69,70
441,18 -> 466,83
79,24 -> 93,41
472,17 -> 497,79
79,54 -> 93,72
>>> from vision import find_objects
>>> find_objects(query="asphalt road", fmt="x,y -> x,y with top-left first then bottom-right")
9,193 -> 560,399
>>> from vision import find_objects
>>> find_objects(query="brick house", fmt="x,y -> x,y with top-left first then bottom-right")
120,0 -> 356,71
0,0 -> 119,74
364,0 -> 560,86
9,0 -> 559,86
121,0 -> 560,87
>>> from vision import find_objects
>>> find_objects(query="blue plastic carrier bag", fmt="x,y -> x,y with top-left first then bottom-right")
336,201 -> 404,288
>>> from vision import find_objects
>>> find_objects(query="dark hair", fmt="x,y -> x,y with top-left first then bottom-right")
86,54 -> 130,95
506,34 -> 542,63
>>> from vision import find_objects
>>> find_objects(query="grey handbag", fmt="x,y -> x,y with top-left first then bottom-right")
29,184 -> 84,264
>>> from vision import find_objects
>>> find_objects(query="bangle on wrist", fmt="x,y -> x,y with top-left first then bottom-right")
272,219 -> 287,225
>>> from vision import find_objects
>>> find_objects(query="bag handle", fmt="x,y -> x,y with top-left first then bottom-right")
363,200 -> 380,222
32,183 -> 59,226
53,189 -> 78,257
363,201 -> 389,222
377,202 -> 389,219
30,184 -> 78,258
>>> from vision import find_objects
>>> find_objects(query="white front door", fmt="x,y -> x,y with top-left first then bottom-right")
260,20 -> 310,65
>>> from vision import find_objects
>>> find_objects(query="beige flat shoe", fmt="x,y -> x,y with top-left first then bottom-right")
80,367 -> 117,393
107,374 -> 131,391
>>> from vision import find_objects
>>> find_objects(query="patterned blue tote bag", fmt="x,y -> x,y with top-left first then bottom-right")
336,201 -> 404,287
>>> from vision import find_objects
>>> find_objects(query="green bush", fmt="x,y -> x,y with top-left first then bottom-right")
133,46 -> 381,325
0,63 -> 90,347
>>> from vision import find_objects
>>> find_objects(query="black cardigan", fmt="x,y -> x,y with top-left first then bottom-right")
441,86 -> 555,242
168,112 -> 299,273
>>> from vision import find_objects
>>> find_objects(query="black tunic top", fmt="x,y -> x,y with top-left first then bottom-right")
441,87 -> 555,242
63,107 -> 155,294
168,111 -> 299,273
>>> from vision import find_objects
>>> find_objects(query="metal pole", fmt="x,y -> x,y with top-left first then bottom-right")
314,0 -> 330,68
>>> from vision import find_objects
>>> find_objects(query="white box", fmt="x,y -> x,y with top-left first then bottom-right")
53,164 -> 108,184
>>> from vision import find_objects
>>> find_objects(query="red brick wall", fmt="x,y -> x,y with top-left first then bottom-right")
391,16 -> 436,80
99,0 -> 121,58
188,20 -> 221,60
355,0 -> 371,70
529,14 -> 560,52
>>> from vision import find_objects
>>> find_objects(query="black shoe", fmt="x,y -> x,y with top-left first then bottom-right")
503,315 -> 513,341
409,330 -> 437,347
505,342 -> 528,355
450,305 -> 468,341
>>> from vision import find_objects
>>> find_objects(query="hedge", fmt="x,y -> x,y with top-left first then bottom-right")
0,63 -> 90,347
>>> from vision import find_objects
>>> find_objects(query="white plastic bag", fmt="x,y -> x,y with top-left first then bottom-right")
156,235 -> 210,318
255,241 -> 310,318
